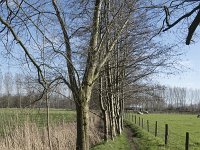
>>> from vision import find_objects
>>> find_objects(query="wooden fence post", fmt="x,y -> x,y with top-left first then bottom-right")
185,132 -> 189,150
147,120 -> 149,132
135,115 -> 136,124
165,124 -> 168,145
155,121 -> 158,137
139,117 -> 140,126
142,118 -> 144,128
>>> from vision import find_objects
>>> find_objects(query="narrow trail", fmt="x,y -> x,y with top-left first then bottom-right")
124,125 -> 137,150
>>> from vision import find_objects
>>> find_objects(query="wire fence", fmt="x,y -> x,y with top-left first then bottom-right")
124,112 -> 200,150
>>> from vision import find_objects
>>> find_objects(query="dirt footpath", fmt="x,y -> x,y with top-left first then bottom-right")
124,125 -> 137,150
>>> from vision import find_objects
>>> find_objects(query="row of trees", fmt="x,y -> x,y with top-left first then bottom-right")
0,0 -> 199,149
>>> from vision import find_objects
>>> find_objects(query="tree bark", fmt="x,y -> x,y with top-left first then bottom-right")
75,87 -> 91,150
99,76 -> 108,141
76,104 -> 89,150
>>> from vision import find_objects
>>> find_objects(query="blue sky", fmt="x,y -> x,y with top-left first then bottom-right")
1,35 -> 200,89
1,0 -> 200,89
153,0 -> 200,89
157,40 -> 200,89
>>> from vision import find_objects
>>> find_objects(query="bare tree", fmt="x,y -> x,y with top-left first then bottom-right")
96,0 -> 180,140
0,1 -> 184,149
0,1 -> 134,149
15,73 -> 23,108
3,72 -> 13,107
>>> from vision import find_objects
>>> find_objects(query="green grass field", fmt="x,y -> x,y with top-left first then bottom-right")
0,108 -> 76,135
125,113 -> 200,150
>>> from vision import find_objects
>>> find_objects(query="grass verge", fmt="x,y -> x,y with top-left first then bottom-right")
91,132 -> 131,150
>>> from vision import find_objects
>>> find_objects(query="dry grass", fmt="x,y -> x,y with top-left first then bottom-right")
0,119 -> 102,150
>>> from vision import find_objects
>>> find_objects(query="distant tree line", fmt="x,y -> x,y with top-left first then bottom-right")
0,71 -> 74,109
124,84 -> 200,113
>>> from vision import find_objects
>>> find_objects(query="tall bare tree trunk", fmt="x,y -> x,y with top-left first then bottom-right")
19,94 -> 22,108
106,63 -> 116,140
76,104 -> 89,150
75,86 -> 92,150
46,88 -> 52,150
7,95 -> 9,108
99,76 -> 108,141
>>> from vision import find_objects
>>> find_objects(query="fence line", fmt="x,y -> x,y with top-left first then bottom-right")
124,113 -> 191,150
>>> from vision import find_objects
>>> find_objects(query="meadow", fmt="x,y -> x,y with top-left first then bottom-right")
125,113 -> 200,150
0,108 -> 104,150
0,108 -> 76,135
3,109 -> 200,150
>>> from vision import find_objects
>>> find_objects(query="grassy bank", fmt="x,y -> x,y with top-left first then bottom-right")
91,132 -> 131,150
125,120 -> 166,150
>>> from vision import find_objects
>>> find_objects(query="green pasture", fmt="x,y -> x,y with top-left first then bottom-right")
125,113 -> 200,150
0,108 -> 76,135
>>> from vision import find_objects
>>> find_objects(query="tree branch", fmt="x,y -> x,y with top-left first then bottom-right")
186,9 -> 200,45
0,16 -> 46,87
52,0 -> 79,95
163,4 -> 200,32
